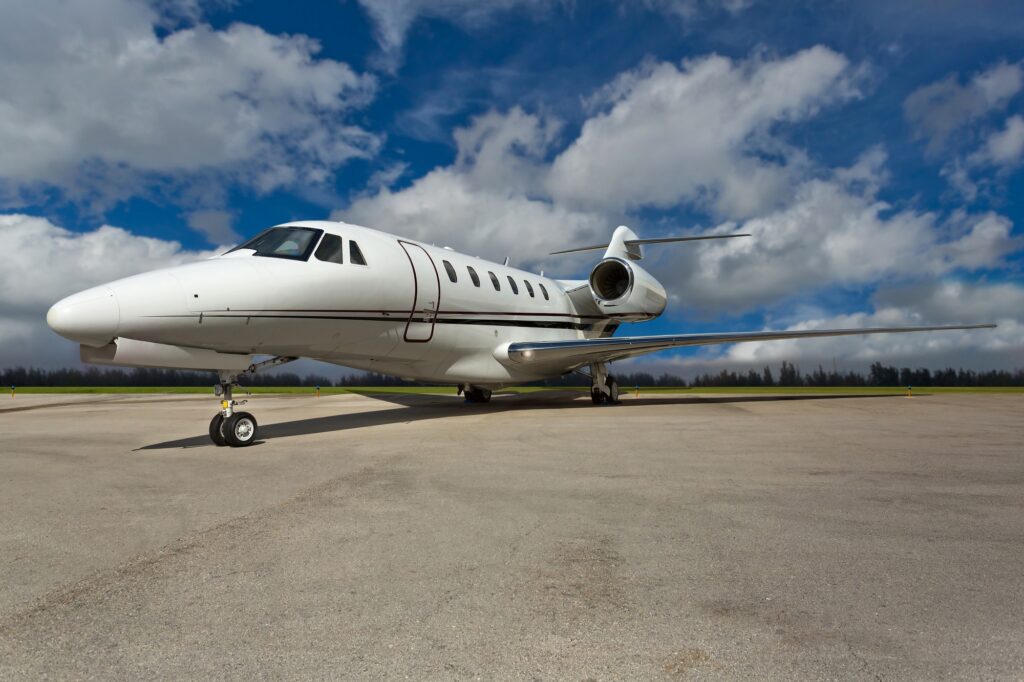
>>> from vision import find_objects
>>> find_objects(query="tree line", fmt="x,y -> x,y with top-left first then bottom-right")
2,361 -> 1022,388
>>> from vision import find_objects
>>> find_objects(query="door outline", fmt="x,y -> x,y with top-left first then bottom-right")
397,240 -> 441,343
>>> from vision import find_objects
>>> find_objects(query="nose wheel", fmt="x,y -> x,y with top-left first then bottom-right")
210,377 -> 258,447
206,357 -> 295,447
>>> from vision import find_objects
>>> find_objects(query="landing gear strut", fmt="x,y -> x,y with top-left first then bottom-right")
589,362 -> 620,405
209,356 -> 296,447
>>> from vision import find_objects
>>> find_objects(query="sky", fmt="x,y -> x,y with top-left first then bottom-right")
1,0 -> 1022,377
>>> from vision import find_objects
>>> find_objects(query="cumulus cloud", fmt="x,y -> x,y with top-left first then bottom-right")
904,60 -> 1023,154
0,0 -> 377,207
969,115 -> 1024,169
618,280 -> 1023,376
714,283 -> 1023,369
655,151 -> 1019,315
340,48 -> 865,265
185,209 -> 238,245
336,107 -> 608,265
0,213 -> 215,365
547,46 -> 861,219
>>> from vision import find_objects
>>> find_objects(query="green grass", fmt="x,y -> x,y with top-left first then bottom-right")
7,385 -> 1023,395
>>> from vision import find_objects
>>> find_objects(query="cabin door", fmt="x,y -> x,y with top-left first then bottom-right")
397,240 -> 440,342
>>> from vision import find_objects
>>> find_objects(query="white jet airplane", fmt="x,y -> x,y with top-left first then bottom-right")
47,221 -> 994,447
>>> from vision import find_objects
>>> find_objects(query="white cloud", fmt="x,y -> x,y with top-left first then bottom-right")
547,46 -> 860,219
617,280 -> 1023,375
185,209 -> 238,245
714,283 -> 1024,369
653,150 -> 1018,315
356,0 -> 556,71
336,107 -> 608,265
0,213 -> 216,366
0,0 -> 377,206
969,115 -> 1024,169
904,60 -> 1023,154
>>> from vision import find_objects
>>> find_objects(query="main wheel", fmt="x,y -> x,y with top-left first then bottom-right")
590,386 -> 606,405
223,411 -> 258,447
209,414 -> 227,446
606,377 -> 620,405
465,387 -> 492,403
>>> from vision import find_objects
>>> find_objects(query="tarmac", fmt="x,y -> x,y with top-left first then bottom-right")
0,390 -> 1022,679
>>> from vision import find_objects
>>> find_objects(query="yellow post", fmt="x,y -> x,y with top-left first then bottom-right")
9,385 -> 14,399
906,385 -> 912,398
635,385 -> 640,398
315,385 -> 321,398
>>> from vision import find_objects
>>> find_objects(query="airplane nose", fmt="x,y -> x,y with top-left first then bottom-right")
46,286 -> 120,347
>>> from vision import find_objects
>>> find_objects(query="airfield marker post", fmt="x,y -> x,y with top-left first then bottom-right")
316,385 -> 321,398
9,385 -> 13,398
906,385 -> 913,398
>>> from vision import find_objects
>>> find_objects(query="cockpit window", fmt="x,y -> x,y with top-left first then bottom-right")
350,240 -> 367,266
314,234 -> 344,264
229,227 -> 323,261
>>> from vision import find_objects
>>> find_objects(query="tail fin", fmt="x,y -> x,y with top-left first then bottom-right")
550,225 -> 750,261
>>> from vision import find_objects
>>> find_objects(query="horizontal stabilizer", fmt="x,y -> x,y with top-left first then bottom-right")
550,233 -> 750,255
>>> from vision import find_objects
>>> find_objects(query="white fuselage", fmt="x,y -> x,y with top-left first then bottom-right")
49,221 -> 632,385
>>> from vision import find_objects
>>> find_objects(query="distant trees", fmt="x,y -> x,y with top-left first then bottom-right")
1,363 -> 1022,388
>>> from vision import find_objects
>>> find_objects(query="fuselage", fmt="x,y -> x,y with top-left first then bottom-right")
47,221 -> 634,385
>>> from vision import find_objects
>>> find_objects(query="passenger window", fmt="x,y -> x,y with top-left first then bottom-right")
350,240 -> 367,265
443,260 -> 457,283
506,276 -> 519,294
524,280 -> 535,297
314,234 -> 344,264
488,271 -> 500,291
467,266 -> 480,287
538,283 -> 549,300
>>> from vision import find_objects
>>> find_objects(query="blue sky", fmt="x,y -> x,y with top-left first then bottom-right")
1,0 -> 1022,374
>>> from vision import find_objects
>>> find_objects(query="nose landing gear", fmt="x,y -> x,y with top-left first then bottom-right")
208,356 -> 296,447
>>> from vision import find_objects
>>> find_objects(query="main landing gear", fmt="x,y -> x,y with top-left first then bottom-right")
459,385 -> 493,403
209,356 -> 296,447
589,362 -> 620,405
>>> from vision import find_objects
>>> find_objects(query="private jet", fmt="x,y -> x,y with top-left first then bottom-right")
46,221 -> 994,446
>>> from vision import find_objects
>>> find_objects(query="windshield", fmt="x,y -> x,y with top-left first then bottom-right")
228,227 -> 324,261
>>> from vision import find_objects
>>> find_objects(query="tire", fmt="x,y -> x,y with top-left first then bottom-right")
606,377 -> 620,405
223,412 -> 258,447
465,387 -> 492,403
590,386 -> 605,405
209,414 -> 227,446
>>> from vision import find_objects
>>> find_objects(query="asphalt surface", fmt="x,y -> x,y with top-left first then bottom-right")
1,390 -> 1022,679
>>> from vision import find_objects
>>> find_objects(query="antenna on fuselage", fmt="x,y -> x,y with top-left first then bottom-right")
503,256 -> 510,266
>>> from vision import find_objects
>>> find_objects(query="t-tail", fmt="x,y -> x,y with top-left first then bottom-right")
553,225 -> 748,322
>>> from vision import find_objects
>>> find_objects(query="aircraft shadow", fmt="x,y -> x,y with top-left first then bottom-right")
136,390 -> 900,450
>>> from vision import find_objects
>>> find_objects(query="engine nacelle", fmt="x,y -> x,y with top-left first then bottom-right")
588,257 -> 667,321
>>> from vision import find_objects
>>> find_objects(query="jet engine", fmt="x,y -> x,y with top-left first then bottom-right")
588,257 -> 667,321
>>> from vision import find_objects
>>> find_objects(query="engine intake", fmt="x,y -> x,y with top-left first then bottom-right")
588,258 -> 667,320
589,258 -> 633,301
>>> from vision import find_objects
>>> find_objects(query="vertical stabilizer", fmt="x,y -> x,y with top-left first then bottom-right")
603,225 -> 642,261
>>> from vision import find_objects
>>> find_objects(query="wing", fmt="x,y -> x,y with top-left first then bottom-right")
504,324 -> 996,370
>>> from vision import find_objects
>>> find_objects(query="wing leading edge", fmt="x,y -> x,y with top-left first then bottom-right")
504,324 -> 997,370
